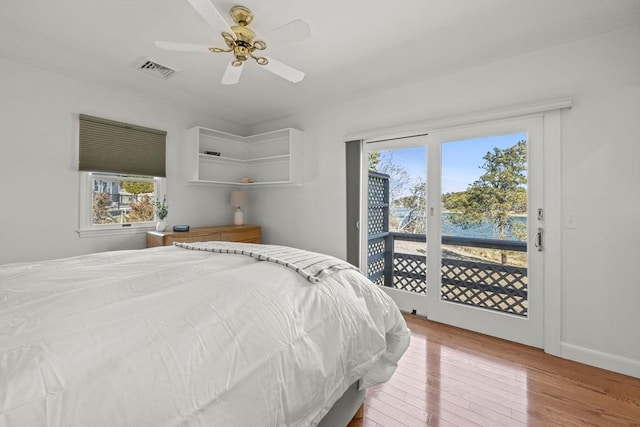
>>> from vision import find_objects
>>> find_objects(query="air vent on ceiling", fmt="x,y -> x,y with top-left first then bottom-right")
135,59 -> 178,80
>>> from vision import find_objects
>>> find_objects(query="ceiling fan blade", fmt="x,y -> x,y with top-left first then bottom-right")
261,57 -> 305,83
221,62 -> 243,85
265,19 -> 311,46
187,0 -> 236,39
155,41 -> 212,52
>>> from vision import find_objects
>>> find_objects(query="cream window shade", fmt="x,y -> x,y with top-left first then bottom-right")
79,114 -> 167,177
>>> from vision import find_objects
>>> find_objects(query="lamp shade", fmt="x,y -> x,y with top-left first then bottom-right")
230,191 -> 248,207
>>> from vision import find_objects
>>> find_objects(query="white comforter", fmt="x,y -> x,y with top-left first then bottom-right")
0,244 -> 409,427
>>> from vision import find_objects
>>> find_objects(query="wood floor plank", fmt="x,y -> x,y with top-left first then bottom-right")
348,314 -> 640,427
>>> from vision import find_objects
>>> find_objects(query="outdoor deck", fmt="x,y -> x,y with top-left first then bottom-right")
366,170 -> 529,317
367,232 -> 529,317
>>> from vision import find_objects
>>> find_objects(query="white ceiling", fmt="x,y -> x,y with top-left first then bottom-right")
1,0 -> 638,127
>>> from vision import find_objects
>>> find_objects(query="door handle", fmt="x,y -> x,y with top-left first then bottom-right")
535,227 -> 543,252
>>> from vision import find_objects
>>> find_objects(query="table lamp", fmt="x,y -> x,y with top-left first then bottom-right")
230,191 -> 248,225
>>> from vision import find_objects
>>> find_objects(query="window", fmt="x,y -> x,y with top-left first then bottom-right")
77,114 -> 167,237
78,173 -> 165,237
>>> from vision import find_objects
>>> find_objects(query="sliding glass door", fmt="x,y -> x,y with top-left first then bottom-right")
363,117 -> 544,347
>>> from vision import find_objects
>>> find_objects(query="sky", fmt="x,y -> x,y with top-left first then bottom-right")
375,132 -> 527,195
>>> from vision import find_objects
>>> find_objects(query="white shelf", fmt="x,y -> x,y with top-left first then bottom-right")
198,153 -> 291,164
187,127 -> 303,186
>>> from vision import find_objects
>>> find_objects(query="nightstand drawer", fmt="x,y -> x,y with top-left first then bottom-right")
146,225 -> 261,247
221,228 -> 261,243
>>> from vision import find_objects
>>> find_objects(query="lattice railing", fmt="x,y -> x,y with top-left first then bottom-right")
367,172 -> 389,236
441,259 -> 528,316
367,171 -> 391,287
393,253 -> 426,294
366,168 -> 528,317
387,233 -> 529,317
367,237 -> 387,286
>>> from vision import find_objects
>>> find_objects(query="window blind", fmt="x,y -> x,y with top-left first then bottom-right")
79,114 -> 167,177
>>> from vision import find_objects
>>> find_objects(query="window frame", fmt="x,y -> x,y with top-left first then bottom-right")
77,172 -> 166,238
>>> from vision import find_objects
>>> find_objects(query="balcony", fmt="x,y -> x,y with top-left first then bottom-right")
367,232 -> 529,317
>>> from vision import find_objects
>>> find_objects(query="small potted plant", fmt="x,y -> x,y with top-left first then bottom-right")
154,196 -> 169,231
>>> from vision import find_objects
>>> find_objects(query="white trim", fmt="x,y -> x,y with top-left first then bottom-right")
347,98 -> 573,143
78,172 -> 166,238
358,99 -> 573,352
379,287 -> 429,318
77,225 -> 155,238
542,110 -> 563,357
560,342 -> 640,379
426,132 -> 442,323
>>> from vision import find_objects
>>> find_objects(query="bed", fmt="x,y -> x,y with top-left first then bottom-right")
0,241 -> 410,426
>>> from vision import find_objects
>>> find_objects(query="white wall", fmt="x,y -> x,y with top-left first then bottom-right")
250,26 -> 640,377
0,57 -> 249,264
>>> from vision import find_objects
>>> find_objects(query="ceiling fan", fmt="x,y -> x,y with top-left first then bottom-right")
155,1 -> 310,85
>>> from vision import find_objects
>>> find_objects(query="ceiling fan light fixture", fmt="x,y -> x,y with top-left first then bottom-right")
233,44 -> 251,61
157,3 -> 308,84
230,5 -> 253,26
232,26 -> 256,44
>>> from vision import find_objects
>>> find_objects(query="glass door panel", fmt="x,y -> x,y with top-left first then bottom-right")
363,138 -> 428,315
440,134 -> 529,316
426,117 -> 543,348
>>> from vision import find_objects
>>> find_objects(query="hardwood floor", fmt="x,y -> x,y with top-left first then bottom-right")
348,314 -> 640,426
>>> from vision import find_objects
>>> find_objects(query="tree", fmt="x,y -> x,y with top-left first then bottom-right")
370,151 -> 411,206
368,152 -> 380,171
370,150 -> 427,233
128,194 -> 154,222
122,181 -> 154,194
442,140 -> 527,264
92,192 -> 115,224
395,179 -> 426,234
118,180 -> 155,223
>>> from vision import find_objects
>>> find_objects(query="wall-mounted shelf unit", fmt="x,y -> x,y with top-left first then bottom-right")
187,126 -> 304,186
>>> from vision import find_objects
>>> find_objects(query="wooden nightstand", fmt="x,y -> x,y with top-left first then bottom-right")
146,225 -> 261,248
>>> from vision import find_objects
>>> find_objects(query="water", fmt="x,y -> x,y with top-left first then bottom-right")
392,208 -> 527,240
442,213 -> 526,240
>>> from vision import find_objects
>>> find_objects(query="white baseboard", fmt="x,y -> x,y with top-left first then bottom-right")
560,342 -> 640,378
